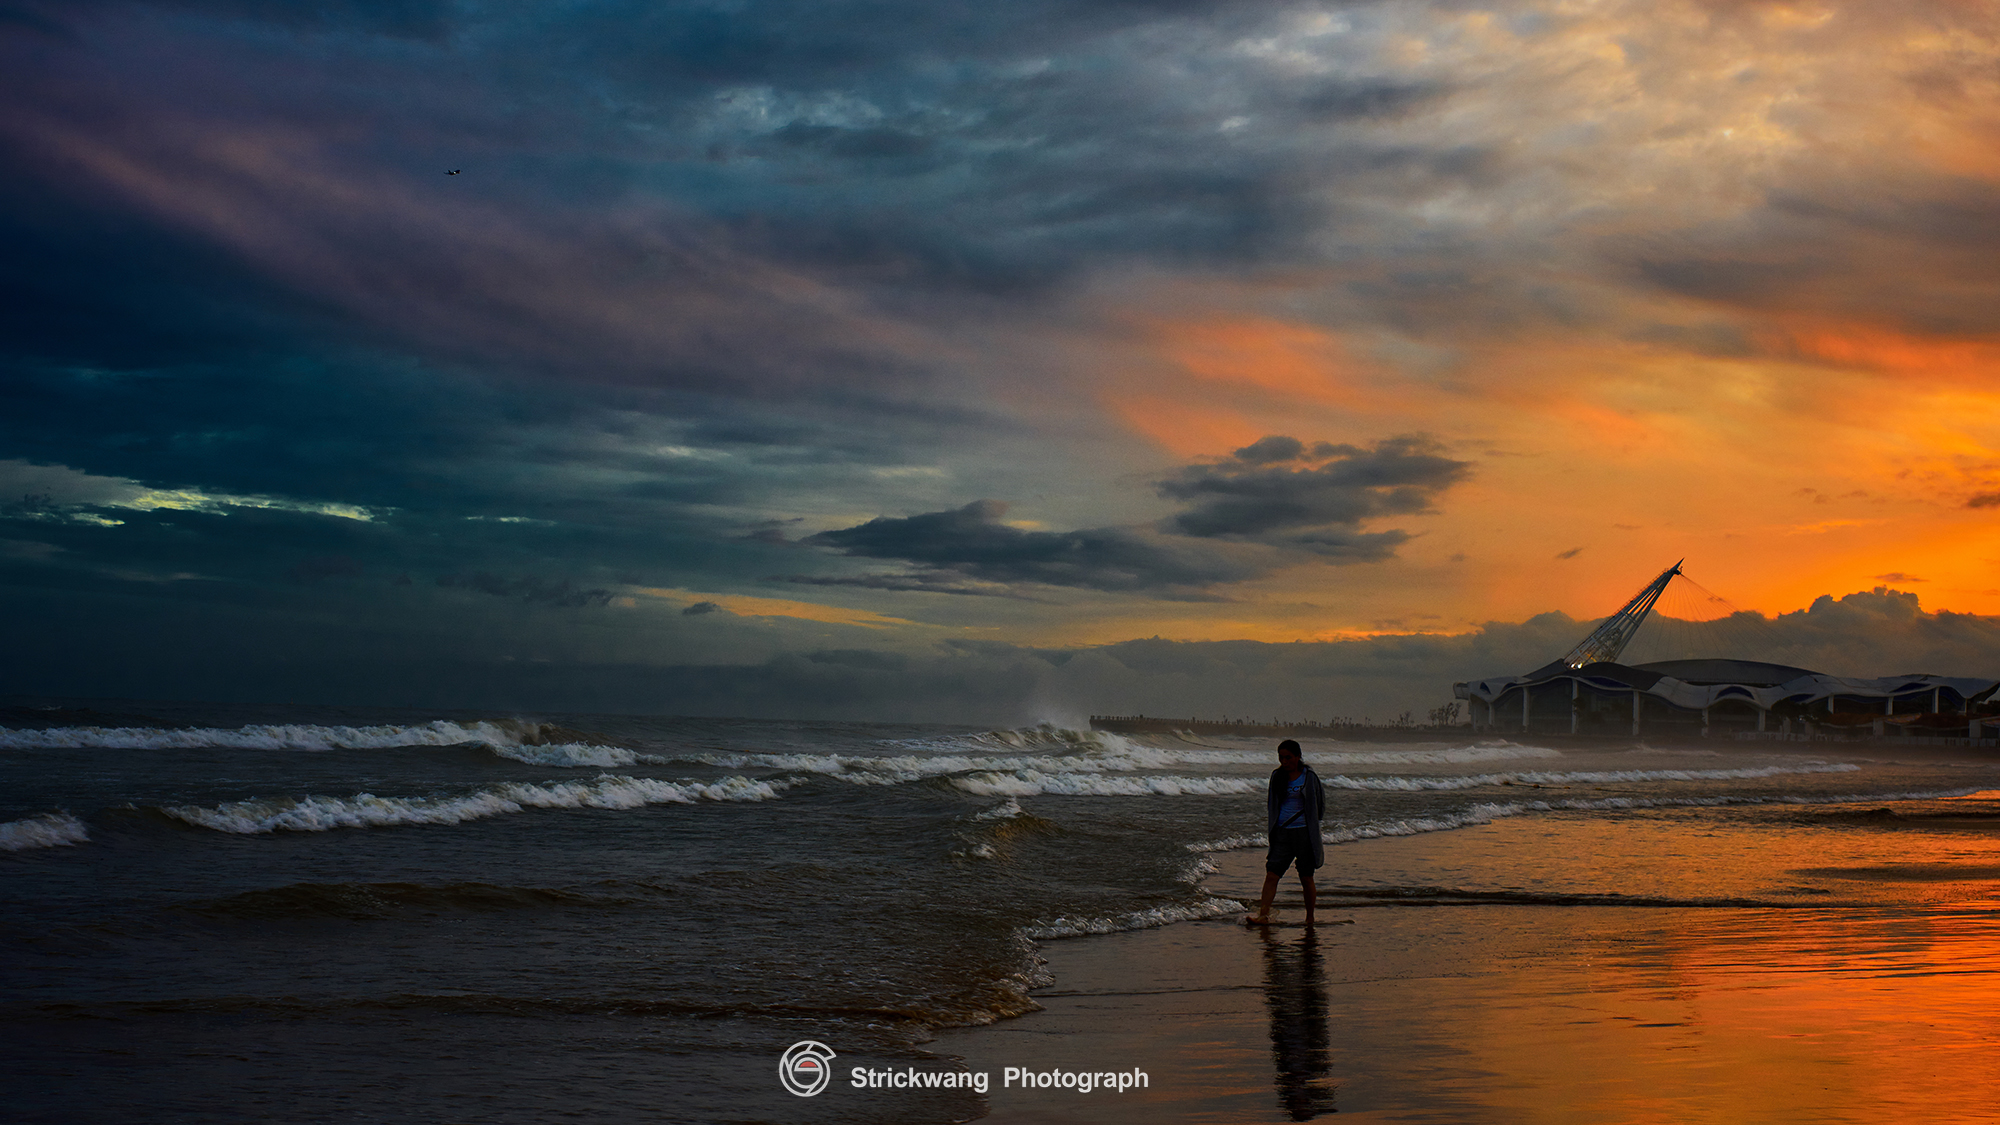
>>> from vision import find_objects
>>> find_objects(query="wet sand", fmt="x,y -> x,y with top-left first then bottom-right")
943,798 -> 2000,1123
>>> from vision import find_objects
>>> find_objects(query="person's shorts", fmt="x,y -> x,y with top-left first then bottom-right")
1265,826 -> 1320,876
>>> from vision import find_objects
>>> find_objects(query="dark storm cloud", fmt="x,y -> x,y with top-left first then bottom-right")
0,27 -> 932,398
1285,527 -> 1410,562
0,0 -> 1502,410
805,499 -> 1255,597
1158,434 -> 1471,551
803,434 -> 1469,592
41,0 -> 456,39
7,0 -> 1995,713
1296,79 -> 1442,122
5,0 -> 1993,421
437,572 -> 617,608
1628,173 -> 2000,336
287,554 -> 364,584
780,572 -> 1030,599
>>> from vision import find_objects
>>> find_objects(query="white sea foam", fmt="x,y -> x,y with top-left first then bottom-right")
0,719 -> 648,767
488,743 -> 648,768
673,749 -> 1124,783
676,745 -> 1267,782
1024,896 -> 1245,939
646,731 -> 1654,786
897,729 -> 1564,768
1185,786 -> 1989,853
951,771 -> 1265,798
970,726 -> 1146,753
968,727 -> 1568,764
973,798 -> 1028,821
944,761 -> 1859,799
162,774 -> 788,834
1178,856 -> 1220,883
0,812 -> 89,851
1314,762 -> 1862,792
670,724 -> 1274,779
1310,742 -> 1565,765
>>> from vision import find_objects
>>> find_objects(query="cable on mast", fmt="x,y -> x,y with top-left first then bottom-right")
1559,560 -> 1683,668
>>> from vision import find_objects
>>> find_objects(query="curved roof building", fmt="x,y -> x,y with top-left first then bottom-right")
1453,566 -> 2000,738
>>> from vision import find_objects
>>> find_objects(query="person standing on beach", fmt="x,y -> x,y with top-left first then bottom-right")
1247,739 -> 1325,928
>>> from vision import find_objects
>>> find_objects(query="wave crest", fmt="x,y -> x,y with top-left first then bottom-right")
1186,786 -> 1988,853
162,774 -> 788,834
0,719 -> 636,766
951,771 -> 1263,798
1024,896 -> 1245,939
0,812 -> 89,851
1316,762 -> 1862,792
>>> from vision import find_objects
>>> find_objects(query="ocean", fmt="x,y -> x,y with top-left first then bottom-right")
4,700 -> 1997,1123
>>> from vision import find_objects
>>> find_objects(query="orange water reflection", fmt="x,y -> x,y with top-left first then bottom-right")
1447,907 -> 2000,1123
963,797 -> 2000,1123
1208,797 -> 2000,1122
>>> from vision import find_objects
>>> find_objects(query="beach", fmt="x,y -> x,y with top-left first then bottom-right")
5,706 -> 1999,1122
949,797 -> 2000,1123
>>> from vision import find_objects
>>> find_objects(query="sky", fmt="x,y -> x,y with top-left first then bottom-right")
4,0 -> 2000,722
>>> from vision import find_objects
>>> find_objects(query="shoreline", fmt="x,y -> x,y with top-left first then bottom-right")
941,795 -> 2000,1122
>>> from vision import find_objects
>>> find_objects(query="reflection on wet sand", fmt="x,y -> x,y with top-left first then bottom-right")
954,793 -> 2000,1122
1263,928 -> 1338,1119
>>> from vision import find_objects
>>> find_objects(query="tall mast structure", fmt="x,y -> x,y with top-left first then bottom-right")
1559,560 -> 1682,668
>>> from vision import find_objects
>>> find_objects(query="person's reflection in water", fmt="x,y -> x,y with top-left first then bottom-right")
1263,927 -> 1338,1119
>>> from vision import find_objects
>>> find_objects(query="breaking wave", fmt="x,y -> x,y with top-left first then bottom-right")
943,762 -> 1858,799
161,774 -> 788,834
675,750 -> 1188,785
672,745 -> 1252,782
489,743 -> 651,768
973,798 -> 1028,821
0,719 -> 641,767
0,812 -> 89,851
1186,786 -> 1990,853
640,728 -> 1720,780
963,726 -> 1567,766
1314,762 -> 1862,792
1024,896 -> 1246,939
1307,741 -> 1566,764
952,771 -> 1264,798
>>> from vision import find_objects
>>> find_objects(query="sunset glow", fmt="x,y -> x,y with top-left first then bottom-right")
2,0 -> 1998,715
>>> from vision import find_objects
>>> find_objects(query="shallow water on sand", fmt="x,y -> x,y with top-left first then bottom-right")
954,797 -> 2000,1123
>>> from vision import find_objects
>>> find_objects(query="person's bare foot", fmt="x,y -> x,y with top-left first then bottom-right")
1243,913 -> 1272,926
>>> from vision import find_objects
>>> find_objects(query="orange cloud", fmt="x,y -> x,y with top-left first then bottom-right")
1772,321 -> 2000,383
1146,316 -> 1371,406
1102,393 -> 1266,460
1098,313 -> 1420,459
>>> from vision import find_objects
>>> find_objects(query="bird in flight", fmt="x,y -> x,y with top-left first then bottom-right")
445,169 -> 461,176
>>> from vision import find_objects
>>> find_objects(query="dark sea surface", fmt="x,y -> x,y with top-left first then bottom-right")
4,699 -> 1997,1123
